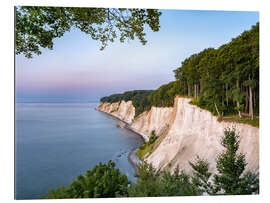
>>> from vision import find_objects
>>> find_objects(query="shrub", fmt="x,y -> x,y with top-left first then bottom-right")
189,127 -> 259,195
43,160 -> 129,199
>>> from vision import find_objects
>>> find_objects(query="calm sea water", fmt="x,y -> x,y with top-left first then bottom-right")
15,103 -> 143,199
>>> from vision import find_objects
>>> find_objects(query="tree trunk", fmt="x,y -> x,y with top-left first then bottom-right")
236,80 -> 242,118
226,84 -> 228,106
253,89 -> 256,108
214,102 -> 221,117
196,84 -> 198,99
197,84 -> 199,98
200,80 -> 203,94
249,85 -> 254,120
195,84 -> 198,99
188,85 -> 191,96
194,84 -> 196,99
245,87 -> 248,113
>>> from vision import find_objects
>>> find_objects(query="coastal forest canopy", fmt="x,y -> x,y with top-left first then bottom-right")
100,90 -> 154,117
15,6 -> 161,58
101,22 -> 259,122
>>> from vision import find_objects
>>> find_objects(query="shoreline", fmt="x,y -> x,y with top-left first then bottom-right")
95,108 -> 145,173
128,148 -> 142,174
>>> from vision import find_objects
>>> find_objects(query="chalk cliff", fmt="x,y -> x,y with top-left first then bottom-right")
97,100 -> 135,124
97,97 -> 259,174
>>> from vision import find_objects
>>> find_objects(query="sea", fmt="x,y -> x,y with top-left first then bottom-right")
15,103 -> 143,199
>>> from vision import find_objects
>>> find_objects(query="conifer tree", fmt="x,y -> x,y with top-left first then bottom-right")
190,127 -> 259,195
213,127 -> 259,194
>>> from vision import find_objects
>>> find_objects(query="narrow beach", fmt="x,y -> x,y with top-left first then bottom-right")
95,108 -> 144,173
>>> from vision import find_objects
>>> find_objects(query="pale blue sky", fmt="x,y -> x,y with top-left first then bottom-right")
15,9 -> 259,102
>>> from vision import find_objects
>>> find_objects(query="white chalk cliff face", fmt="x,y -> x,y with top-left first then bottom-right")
97,100 -> 135,124
97,97 -> 259,174
130,106 -> 174,141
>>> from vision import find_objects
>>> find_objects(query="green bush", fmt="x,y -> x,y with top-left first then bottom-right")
43,160 -> 129,199
127,162 -> 199,197
136,130 -> 158,160
189,127 -> 259,195
149,130 -> 157,144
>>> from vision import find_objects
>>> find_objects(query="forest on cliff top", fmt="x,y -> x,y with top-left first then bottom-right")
101,22 -> 259,125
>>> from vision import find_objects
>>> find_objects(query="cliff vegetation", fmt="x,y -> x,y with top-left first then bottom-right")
100,23 -> 259,125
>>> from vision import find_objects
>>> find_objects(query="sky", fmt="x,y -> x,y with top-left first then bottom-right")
15,9 -> 259,103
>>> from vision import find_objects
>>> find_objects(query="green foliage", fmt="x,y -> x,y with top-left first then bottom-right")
127,162 -> 199,197
222,117 -> 259,127
189,127 -> 259,195
136,130 -> 158,159
16,6 -> 161,58
213,127 -> 259,194
189,157 -> 216,195
100,80 -> 187,117
150,80 -> 186,107
191,95 -> 221,116
136,144 -> 149,160
100,90 -> 154,117
173,23 -> 259,118
149,130 -> 157,144
101,23 -> 259,122
43,160 -> 129,199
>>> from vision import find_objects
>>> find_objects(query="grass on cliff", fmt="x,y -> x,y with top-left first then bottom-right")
136,144 -> 153,160
190,98 -> 259,128
136,131 -> 157,160
136,129 -> 168,160
220,116 -> 259,127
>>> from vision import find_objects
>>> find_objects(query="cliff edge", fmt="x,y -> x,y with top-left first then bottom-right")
97,97 -> 259,174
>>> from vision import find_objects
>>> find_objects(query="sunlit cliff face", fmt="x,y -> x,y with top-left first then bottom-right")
97,97 -> 259,175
